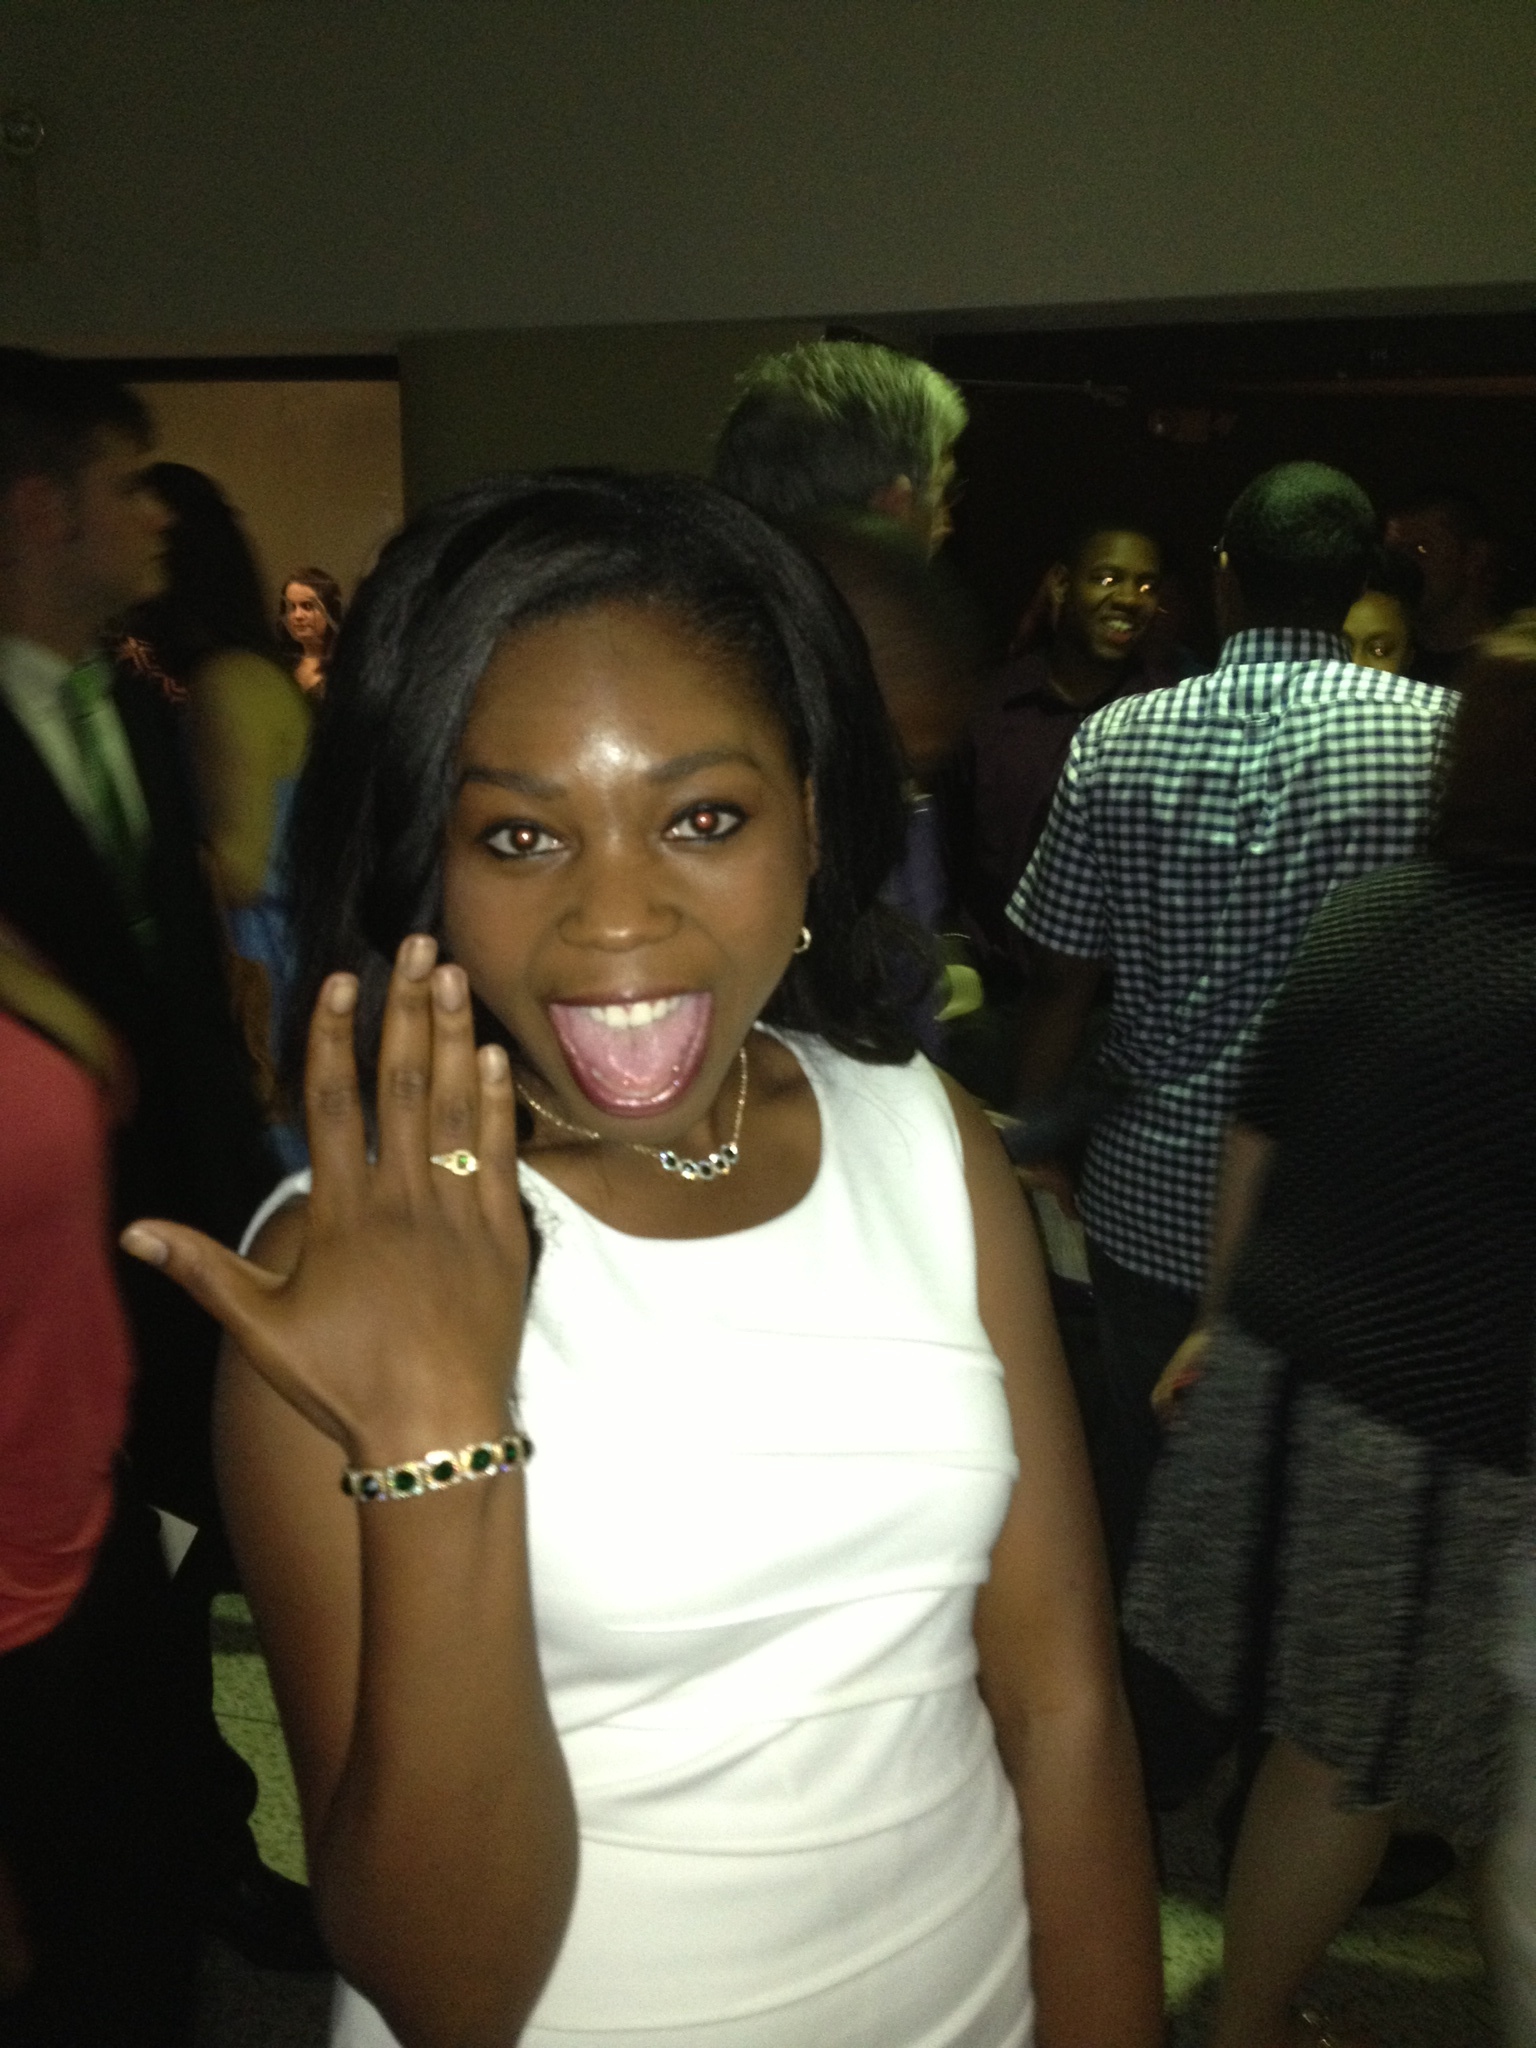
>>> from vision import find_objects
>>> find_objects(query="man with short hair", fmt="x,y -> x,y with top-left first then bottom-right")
1009,462 -> 1453,1585
0,350 -> 275,1521
712,338 -> 966,558
947,522 -> 1169,965
1384,488 -> 1503,684
0,349 -> 321,2027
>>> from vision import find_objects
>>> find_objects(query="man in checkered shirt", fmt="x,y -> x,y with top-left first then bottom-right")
1008,461 -> 1454,1585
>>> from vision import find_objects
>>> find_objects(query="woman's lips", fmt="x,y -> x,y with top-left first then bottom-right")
546,991 -> 713,1117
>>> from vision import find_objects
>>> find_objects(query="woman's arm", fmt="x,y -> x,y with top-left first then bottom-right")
1199,1119 -> 1274,1328
186,651 -> 308,906
1150,1119 -> 1274,1419
942,1074 -> 1163,2048
126,941 -> 576,2048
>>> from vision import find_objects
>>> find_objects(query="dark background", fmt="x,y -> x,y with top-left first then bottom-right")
930,309 -> 1536,663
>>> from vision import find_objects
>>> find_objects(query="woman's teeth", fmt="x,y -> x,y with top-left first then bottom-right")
548,990 -> 712,1114
578,995 -> 686,1030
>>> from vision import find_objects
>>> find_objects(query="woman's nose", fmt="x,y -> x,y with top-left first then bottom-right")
558,844 -> 678,952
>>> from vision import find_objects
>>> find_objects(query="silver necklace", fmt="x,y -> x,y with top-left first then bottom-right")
517,1045 -> 749,1183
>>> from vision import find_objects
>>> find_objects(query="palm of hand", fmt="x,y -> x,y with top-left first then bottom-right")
124,937 -> 529,1465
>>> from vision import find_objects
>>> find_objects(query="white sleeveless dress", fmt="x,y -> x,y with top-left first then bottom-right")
249,1032 -> 1032,2047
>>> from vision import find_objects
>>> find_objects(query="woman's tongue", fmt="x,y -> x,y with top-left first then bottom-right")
548,992 -> 713,1117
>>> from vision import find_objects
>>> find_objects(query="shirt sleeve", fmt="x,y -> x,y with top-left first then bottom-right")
1004,726 -> 1110,960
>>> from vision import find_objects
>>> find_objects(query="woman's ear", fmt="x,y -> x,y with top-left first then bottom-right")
1045,562 -> 1069,625
800,777 -> 821,876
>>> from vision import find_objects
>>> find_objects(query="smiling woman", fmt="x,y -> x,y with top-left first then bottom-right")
445,601 -> 818,1152
122,471 -> 1162,2048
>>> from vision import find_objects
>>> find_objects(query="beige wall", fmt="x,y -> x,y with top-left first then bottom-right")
398,321 -> 819,509
4,1 -> 1534,353
134,380 -> 403,606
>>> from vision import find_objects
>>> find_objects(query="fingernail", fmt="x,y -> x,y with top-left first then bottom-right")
326,974 -> 357,1014
121,1225 -> 169,1267
434,965 -> 467,1011
401,934 -> 436,979
479,1042 -> 509,1082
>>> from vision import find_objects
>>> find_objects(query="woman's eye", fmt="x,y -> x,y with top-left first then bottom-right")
666,803 -> 744,843
483,821 -> 561,859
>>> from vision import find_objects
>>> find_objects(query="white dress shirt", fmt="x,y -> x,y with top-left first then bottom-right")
0,634 -> 152,861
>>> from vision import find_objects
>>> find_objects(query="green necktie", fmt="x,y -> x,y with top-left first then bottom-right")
62,657 -> 153,941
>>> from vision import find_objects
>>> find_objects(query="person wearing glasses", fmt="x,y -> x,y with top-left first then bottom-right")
1384,488 -> 1504,686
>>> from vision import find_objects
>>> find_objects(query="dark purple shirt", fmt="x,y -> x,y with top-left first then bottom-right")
943,648 -> 1169,962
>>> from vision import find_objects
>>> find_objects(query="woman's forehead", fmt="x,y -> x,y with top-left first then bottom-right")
465,599 -> 787,750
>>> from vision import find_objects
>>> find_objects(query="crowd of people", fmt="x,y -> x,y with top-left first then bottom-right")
0,336 -> 1531,2048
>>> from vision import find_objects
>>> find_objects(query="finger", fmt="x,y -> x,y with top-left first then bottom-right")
473,1041 -> 526,1251
375,933 -> 437,1188
426,964 -> 481,1192
122,1220 -> 283,1354
304,974 -> 368,1217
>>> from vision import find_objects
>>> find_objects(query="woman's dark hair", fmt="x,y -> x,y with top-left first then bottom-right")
1428,614 -> 1536,866
276,566 -> 344,666
1363,544 -> 1425,612
282,470 -> 924,1098
128,463 -> 278,683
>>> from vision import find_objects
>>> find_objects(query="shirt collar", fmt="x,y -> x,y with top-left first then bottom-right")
1215,625 -> 1349,671
0,634 -> 76,709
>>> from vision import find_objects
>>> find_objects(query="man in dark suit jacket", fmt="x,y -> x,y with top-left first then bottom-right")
2,666 -> 278,1503
0,354 -> 274,1516
0,350 -> 322,2017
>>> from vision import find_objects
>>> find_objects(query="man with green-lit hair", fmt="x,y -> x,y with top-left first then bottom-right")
713,339 -> 966,560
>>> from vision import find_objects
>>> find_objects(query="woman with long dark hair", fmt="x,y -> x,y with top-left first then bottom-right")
129,464 -> 310,1113
1127,618 -> 1536,2048
122,471 -> 1161,2048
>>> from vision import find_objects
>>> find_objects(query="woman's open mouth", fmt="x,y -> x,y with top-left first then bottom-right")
546,990 -> 713,1118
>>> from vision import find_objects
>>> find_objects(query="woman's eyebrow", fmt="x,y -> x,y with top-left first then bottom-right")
458,765 -> 564,798
647,747 -> 763,783
458,748 -> 762,797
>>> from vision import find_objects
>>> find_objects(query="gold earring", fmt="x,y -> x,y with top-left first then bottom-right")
793,925 -> 812,954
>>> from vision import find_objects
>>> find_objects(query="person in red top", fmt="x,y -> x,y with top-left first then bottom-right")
0,928 -> 202,2044
0,1006 -> 132,1653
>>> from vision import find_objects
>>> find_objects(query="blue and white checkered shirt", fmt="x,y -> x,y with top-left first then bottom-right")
1007,627 -> 1454,1291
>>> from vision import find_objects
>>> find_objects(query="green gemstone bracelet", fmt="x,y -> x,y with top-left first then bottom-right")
341,1431 -> 534,1503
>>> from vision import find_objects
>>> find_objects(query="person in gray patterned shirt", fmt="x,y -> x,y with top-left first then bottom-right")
1007,461 -> 1453,1590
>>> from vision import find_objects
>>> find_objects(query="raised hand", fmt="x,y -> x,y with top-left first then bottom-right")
122,934 -> 528,1466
